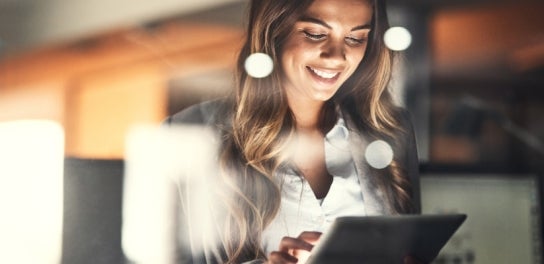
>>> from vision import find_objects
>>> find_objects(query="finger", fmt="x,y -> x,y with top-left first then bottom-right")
297,231 -> 322,245
278,236 -> 314,252
268,251 -> 298,264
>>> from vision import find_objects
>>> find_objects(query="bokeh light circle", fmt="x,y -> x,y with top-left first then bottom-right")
365,140 -> 394,169
244,53 -> 274,78
384,27 -> 412,51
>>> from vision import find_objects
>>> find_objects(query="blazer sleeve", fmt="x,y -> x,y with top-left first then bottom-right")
400,109 -> 422,214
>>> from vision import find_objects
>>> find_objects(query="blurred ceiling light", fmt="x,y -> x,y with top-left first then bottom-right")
384,27 -> 412,51
0,120 -> 64,264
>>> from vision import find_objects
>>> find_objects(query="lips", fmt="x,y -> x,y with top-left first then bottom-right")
307,66 -> 340,79
306,66 -> 340,85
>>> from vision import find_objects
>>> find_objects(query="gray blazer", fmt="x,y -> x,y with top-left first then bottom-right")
164,99 -> 421,263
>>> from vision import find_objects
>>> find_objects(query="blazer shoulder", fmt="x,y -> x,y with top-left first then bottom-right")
163,98 -> 231,127
393,107 -> 415,132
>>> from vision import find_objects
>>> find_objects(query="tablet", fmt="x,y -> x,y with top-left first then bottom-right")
306,214 -> 467,264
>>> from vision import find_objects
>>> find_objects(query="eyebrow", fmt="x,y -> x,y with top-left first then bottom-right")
299,16 -> 371,31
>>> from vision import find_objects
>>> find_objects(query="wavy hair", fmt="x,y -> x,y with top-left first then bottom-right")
216,0 -> 414,262
333,0 -> 414,214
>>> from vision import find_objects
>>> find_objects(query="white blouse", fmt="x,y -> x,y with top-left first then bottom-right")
261,117 -> 367,255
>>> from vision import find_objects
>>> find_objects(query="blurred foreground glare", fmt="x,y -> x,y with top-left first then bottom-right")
123,124 -> 219,264
0,120 -> 64,264
384,27 -> 412,51
244,52 -> 274,78
365,140 -> 394,169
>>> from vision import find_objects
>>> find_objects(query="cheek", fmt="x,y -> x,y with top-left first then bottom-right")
283,35 -> 320,61
348,49 -> 366,70
354,48 -> 367,63
282,44 -> 313,70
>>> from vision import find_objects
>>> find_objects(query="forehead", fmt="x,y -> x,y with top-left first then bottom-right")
304,0 -> 373,25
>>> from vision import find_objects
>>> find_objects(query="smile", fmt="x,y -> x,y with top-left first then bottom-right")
307,66 -> 340,79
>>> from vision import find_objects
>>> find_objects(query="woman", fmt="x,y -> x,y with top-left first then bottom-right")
165,0 -> 421,263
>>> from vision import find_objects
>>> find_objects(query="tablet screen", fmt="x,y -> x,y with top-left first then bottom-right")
307,214 -> 467,264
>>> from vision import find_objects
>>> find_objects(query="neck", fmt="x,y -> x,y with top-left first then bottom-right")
287,97 -> 324,132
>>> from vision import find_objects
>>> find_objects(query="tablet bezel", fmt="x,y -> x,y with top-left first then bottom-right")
306,214 -> 467,264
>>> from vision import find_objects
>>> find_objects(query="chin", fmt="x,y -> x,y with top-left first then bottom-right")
312,92 -> 336,102
311,87 -> 341,101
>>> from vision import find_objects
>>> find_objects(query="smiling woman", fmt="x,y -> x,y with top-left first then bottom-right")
281,0 -> 371,103
163,0 -> 421,263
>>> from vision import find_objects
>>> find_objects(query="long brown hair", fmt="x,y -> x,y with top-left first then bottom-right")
333,0 -> 414,214
217,0 -> 413,262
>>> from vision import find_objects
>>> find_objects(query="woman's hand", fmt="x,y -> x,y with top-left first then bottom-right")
267,231 -> 321,264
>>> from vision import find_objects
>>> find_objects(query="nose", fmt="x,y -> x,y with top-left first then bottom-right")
320,39 -> 346,62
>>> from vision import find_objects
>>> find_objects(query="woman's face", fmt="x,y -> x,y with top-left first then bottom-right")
281,0 -> 372,103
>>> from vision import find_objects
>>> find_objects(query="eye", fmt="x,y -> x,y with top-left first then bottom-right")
303,30 -> 326,41
345,37 -> 367,46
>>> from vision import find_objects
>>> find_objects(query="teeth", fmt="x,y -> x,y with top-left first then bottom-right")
310,67 -> 339,79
